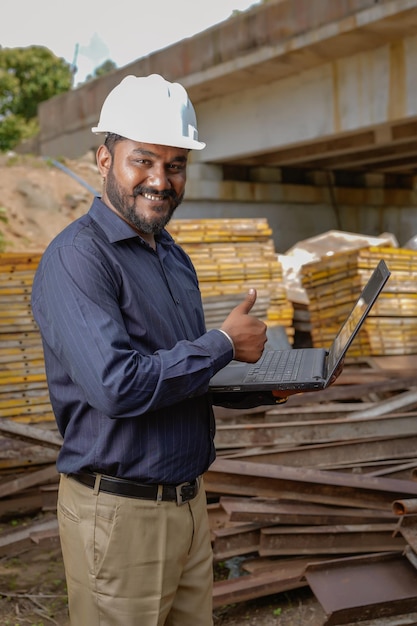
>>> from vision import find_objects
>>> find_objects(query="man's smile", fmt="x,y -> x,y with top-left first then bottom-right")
142,192 -> 166,202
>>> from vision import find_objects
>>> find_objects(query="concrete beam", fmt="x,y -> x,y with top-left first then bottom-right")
38,0 -> 417,160
195,31 -> 417,165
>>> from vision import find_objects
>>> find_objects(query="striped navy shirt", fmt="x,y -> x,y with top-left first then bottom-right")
31,197 -> 233,483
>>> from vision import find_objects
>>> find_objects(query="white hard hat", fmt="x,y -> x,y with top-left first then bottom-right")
92,74 -> 206,150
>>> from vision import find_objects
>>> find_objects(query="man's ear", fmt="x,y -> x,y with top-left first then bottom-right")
96,144 -> 112,177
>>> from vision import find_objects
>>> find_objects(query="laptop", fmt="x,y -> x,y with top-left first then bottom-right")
209,259 -> 391,392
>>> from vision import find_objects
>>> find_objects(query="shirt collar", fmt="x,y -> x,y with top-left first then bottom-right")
89,196 -> 175,248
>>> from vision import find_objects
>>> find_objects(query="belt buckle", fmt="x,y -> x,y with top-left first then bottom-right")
175,480 -> 197,506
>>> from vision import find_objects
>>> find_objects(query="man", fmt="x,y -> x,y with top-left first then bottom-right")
31,74 -> 291,626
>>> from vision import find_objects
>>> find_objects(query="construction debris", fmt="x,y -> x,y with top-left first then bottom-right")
305,552 -> 417,626
206,356 -> 417,619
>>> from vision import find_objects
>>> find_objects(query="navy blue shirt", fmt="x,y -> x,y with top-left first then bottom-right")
31,198 -> 233,483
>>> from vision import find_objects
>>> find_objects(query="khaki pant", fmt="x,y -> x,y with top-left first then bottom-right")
58,474 -> 214,626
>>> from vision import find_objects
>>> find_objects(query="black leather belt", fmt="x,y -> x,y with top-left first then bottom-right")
68,472 -> 199,506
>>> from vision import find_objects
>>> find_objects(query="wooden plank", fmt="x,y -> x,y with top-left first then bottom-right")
0,517 -> 59,558
0,419 -> 62,449
0,464 -> 59,498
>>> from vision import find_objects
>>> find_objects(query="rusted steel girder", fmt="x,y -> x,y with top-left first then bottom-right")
305,552 -> 417,626
394,514 -> 417,553
219,496 -> 396,525
204,458 -> 417,510
279,376 -> 417,407
259,523 -> 405,556
211,522 -> 270,560
215,413 -> 417,449
224,435 -> 417,471
213,561 -> 307,608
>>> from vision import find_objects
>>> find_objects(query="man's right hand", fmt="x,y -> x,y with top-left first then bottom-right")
220,288 -> 267,363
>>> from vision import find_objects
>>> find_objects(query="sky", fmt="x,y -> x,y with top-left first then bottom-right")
0,0 -> 262,85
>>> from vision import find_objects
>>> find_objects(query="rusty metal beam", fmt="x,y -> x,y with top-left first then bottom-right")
259,524 -> 405,556
220,497 -> 396,525
367,459 -> 417,477
204,458 -> 417,510
213,560 -> 308,608
394,515 -> 417,553
224,435 -> 417,470
262,402 -> 375,422
348,390 -> 417,420
305,552 -> 417,625
211,523 -> 267,560
277,376 -> 417,406
215,413 -> 417,449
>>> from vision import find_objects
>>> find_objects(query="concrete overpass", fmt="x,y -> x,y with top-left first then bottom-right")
37,0 -> 417,251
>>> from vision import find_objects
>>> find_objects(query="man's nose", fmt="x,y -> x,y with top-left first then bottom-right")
147,164 -> 170,189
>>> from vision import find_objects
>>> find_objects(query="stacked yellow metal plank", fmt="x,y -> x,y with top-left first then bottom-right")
168,218 -> 294,342
0,253 -> 55,424
167,217 -> 273,243
0,220 -> 293,429
301,246 -> 417,356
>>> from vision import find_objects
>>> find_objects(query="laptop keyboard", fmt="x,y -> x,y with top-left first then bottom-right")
243,349 -> 302,383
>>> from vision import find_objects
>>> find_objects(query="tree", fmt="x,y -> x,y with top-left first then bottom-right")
84,59 -> 117,83
0,46 -> 73,151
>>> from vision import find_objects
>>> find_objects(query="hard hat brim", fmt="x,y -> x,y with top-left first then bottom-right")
91,126 -> 206,150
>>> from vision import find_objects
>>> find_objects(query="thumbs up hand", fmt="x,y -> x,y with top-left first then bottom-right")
220,288 -> 267,362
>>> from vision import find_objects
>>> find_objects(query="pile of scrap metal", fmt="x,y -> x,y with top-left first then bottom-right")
208,359 -> 417,624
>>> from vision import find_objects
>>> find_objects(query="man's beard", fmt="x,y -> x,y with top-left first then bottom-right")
105,168 -> 184,235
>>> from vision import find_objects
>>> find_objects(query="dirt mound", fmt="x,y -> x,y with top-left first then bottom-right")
0,153 -> 102,253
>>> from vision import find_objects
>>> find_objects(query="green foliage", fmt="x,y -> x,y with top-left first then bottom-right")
0,46 -> 73,151
85,58 -> 117,82
0,114 -> 39,152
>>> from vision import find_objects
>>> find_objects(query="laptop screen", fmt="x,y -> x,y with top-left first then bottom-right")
326,259 -> 390,379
